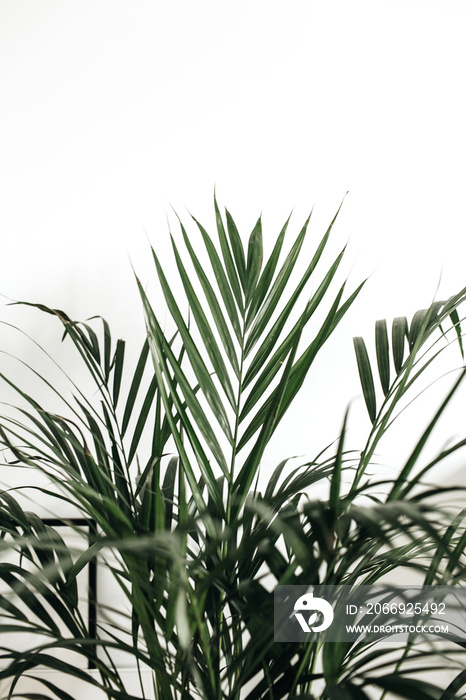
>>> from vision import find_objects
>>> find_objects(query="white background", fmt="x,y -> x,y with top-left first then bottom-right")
1,0 -> 466,483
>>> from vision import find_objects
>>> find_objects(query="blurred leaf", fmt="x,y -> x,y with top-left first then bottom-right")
367,673 -> 445,699
325,683 -> 371,700
440,669 -> 466,699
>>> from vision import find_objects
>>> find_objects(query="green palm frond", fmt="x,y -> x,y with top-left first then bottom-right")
0,198 -> 466,699
352,292 -> 466,493
138,197 -> 361,520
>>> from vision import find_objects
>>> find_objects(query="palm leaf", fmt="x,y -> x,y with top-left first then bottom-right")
180,219 -> 240,376
225,207 -> 247,291
392,315 -> 409,372
150,246 -> 234,445
246,214 -> 291,326
375,318 -> 390,395
3,197 -> 466,700
245,216 -> 263,307
170,233 -> 236,408
192,215 -> 242,341
214,195 -> 244,313
353,337 -> 377,424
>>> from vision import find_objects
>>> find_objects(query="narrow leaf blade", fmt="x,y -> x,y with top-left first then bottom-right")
353,337 -> 377,424
375,319 -> 390,396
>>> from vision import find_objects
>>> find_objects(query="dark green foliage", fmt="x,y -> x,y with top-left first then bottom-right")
0,198 -> 465,699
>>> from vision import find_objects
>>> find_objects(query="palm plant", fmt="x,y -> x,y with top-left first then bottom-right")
0,198 -> 466,699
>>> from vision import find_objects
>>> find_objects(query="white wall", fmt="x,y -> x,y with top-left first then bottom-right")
1,0 -> 466,490
1,4 -> 466,697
